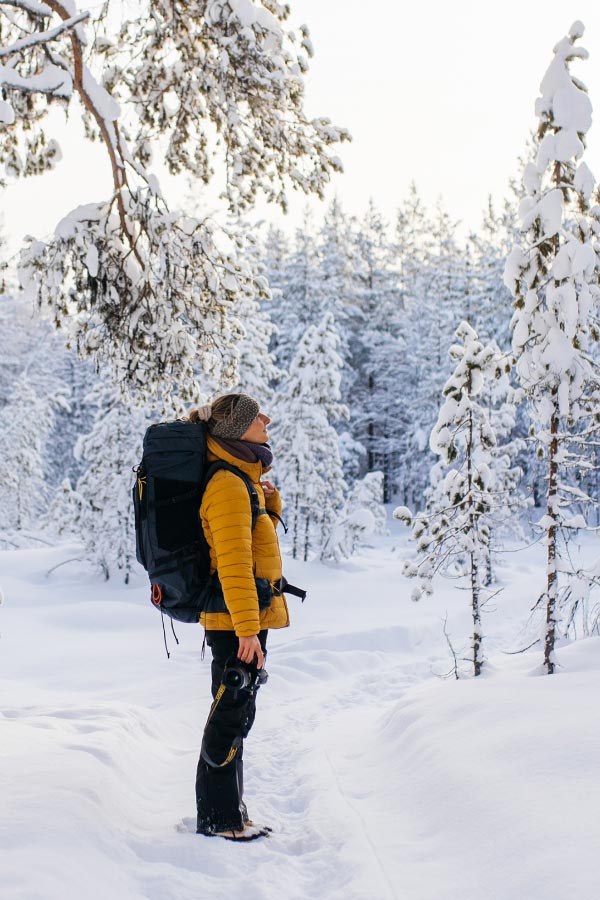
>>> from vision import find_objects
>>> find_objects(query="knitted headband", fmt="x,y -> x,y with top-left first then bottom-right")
210,394 -> 260,440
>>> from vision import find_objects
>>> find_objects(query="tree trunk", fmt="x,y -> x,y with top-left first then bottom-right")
303,512 -> 310,563
544,404 -> 560,674
367,373 -> 375,471
466,370 -> 483,676
484,527 -> 493,586
471,551 -> 483,676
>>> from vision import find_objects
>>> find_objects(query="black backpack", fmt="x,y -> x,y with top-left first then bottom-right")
133,419 -> 260,626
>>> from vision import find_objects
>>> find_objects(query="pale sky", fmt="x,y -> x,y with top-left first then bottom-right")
2,0 -> 600,255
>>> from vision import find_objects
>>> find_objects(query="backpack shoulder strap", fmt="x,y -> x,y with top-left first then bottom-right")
201,460 -> 260,529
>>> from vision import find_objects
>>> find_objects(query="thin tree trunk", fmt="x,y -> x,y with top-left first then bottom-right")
292,459 -> 301,560
303,512 -> 310,563
485,527 -> 493,586
466,370 -> 483,676
471,551 -> 483,676
367,372 -> 375,472
544,403 -> 560,674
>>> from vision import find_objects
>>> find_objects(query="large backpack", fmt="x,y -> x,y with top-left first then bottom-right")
133,419 -> 259,625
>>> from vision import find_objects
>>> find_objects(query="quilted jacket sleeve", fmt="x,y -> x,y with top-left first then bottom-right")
201,470 -> 260,636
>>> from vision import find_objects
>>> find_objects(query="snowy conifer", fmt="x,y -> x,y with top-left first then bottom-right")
468,198 -> 518,350
0,373 -> 49,532
324,471 -> 386,562
314,199 -> 362,396
351,201 -> 404,498
398,322 -> 509,677
392,191 -> 466,510
262,213 -> 321,372
504,22 -> 600,673
71,381 -> 149,582
272,312 -> 348,561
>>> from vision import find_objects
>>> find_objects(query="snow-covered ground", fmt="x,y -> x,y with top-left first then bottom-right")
1,521 -> 600,900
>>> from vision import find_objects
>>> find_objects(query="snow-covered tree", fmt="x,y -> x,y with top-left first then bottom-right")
350,201 -> 404,497
397,322 -> 511,677
323,471 -> 386,562
262,212 -> 321,372
480,367 -> 530,584
316,198 -> 358,325
468,197 -> 518,350
315,199 -> 362,399
0,373 -> 51,532
272,312 -> 347,561
503,22 -> 600,673
229,230 -> 280,402
70,381 -> 150,582
388,190 -> 470,510
2,1 -> 349,401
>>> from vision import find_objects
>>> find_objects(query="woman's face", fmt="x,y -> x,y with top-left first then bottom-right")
240,411 -> 270,443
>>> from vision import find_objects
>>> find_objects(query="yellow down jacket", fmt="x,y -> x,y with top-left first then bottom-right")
199,436 -> 290,636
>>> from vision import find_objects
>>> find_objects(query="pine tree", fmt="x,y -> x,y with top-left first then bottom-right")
504,22 -> 600,672
315,199 -> 362,401
272,312 -> 348,561
324,471 -> 386,562
393,190 -> 466,510
468,197 -> 518,349
0,373 -> 49,532
263,212 -> 321,372
0,293 -> 78,527
397,323 -> 512,677
71,381 -> 150,582
351,200 -> 404,498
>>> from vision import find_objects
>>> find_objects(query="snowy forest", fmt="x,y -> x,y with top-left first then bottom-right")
2,4 -> 600,898
2,13 -> 599,671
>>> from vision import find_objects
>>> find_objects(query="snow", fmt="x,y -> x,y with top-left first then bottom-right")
54,203 -> 107,239
503,245 -> 528,293
574,161 -> 596,200
0,99 -> 14,125
520,188 -> 563,238
85,244 -> 99,278
82,64 -> 121,122
522,162 -> 540,196
392,505 -> 412,525
0,61 -> 73,98
2,524 -> 600,899
553,84 -> 592,134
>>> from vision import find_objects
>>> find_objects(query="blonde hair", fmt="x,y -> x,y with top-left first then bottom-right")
188,393 -> 246,431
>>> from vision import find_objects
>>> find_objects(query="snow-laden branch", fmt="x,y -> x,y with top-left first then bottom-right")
0,0 -> 53,17
0,61 -> 71,95
0,11 -> 88,58
2,0 -> 349,401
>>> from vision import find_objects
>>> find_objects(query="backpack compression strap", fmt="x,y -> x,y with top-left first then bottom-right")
201,462 -> 307,603
201,460 -> 260,529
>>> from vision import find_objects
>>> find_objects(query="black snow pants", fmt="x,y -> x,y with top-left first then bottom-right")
196,629 -> 268,833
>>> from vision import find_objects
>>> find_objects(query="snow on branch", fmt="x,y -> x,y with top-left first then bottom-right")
1,0 -> 349,402
0,12 -> 88,59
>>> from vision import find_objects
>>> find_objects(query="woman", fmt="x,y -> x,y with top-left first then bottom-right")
190,393 -> 289,842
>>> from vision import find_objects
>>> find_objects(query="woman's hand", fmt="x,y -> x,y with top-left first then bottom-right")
261,480 -> 276,497
237,634 -> 264,669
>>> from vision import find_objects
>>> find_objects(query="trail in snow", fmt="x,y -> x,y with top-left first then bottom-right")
2,530 -> 600,899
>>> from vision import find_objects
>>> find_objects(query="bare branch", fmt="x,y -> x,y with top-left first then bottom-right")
442,615 -> 460,680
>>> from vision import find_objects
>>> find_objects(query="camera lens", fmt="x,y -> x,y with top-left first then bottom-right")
223,666 -> 249,690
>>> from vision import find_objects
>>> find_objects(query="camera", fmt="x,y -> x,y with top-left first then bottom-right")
222,656 -> 268,691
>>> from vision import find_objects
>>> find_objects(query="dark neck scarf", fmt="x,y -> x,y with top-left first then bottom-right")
211,435 -> 274,470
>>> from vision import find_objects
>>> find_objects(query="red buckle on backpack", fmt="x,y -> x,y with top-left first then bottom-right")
151,584 -> 162,607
